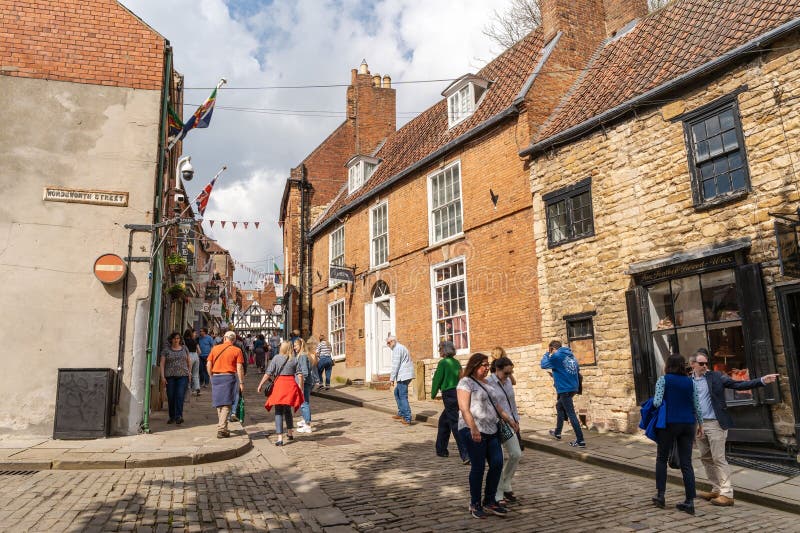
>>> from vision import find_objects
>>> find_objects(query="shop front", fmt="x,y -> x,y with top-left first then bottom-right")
625,239 -> 781,444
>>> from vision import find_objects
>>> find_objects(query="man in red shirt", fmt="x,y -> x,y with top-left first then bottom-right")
207,331 -> 245,438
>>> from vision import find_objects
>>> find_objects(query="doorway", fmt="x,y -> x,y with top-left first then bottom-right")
365,281 -> 395,378
775,285 -> 800,440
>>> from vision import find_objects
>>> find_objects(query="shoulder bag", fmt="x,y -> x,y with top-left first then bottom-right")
263,357 -> 289,397
469,377 -> 514,443
495,378 -> 523,450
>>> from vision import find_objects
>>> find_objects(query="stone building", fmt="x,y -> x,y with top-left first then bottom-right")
279,62 -> 396,338
0,0 -> 183,435
520,0 -> 800,457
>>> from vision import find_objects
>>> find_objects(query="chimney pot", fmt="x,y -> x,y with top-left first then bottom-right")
382,75 -> 391,88
359,60 -> 369,75
372,74 -> 381,87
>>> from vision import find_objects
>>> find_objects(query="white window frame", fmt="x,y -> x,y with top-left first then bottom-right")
369,201 -> 389,269
430,256 -> 470,356
329,225 -> 345,287
347,156 -> 379,194
447,84 -> 475,127
427,160 -> 464,246
329,298 -> 346,358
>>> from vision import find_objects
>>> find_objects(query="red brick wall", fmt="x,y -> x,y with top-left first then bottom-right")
0,0 -> 165,90
309,119 -> 541,375
603,0 -> 648,37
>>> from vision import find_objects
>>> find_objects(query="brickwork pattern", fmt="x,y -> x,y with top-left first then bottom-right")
530,38 -> 800,437
0,0 -> 165,90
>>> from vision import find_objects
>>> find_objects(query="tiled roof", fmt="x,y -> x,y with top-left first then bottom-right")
534,0 -> 800,144
311,28 -> 548,231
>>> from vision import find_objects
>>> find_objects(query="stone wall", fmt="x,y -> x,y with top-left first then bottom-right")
529,37 -> 800,439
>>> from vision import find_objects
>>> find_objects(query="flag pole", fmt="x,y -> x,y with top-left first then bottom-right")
182,165 -> 227,219
167,77 -> 227,151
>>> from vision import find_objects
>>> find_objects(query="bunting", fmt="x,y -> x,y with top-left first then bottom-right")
203,220 -> 265,229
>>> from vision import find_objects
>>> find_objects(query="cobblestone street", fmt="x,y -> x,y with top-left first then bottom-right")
1,381 -> 798,532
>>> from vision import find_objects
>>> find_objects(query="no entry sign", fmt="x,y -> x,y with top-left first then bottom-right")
94,254 -> 127,284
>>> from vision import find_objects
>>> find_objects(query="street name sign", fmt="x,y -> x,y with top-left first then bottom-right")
44,186 -> 129,207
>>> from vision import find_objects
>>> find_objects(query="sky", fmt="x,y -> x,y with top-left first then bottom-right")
120,0 -> 516,287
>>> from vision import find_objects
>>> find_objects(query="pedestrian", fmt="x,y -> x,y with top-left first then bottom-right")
457,352 -> 518,519
183,328 -> 200,397
431,340 -> 468,463
197,327 -> 215,388
295,337 -> 318,433
258,341 -> 304,446
290,328 -> 301,344
230,333 -> 247,423
316,334 -> 334,390
254,334 -> 267,373
541,340 -> 586,448
488,356 -> 522,505
652,354 -> 703,515
490,346 -> 516,385
269,332 -> 281,362
159,332 -> 191,424
387,334 -> 414,425
689,348 -> 779,507
245,333 -> 255,365
207,331 -> 245,438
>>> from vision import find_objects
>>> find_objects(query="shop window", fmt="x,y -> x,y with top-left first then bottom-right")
544,178 -> 594,247
647,269 -> 751,402
432,258 -> 469,354
565,313 -> 596,366
329,299 -> 345,357
682,94 -> 750,207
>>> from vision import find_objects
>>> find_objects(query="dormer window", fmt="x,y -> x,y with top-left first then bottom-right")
442,74 -> 489,128
346,155 -> 380,194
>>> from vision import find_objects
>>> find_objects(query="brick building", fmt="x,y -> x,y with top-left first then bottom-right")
300,0 -> 650,395
0,0 -> 182,435
521,0 -> 800,456
279,61 -> 396,338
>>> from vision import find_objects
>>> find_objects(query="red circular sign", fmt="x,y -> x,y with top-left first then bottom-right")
94,254 -> 128,284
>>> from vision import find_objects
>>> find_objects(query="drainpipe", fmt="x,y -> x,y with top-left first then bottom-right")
299,165 -> 308,336
141,43 -> 173,434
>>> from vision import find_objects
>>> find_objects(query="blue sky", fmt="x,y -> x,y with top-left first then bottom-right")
120,0 -> 515,287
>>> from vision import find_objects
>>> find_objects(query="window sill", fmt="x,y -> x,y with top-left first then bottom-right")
693,189 -> 749,212
547,232 -> 595,249
424,234 -> 465,254
368,263 -> 390,274
327,282 -> 345,292
333,354 -> 346,363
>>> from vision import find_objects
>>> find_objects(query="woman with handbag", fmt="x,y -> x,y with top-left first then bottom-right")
457,352 -> 519,519
295,338 -> 318,433
488,355 -> 522,506
160,332 -> 191,424
652,354 -> 704,514
257,341 -> 304,446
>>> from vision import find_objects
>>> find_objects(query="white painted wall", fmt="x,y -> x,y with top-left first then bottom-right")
0,76 -> 162,436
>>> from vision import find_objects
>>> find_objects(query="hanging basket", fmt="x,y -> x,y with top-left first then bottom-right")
167,284 -> 186,298
168,262 -> 187,275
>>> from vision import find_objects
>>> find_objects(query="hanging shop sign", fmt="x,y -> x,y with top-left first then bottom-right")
775,221 -> 800,278
210,303 -> 222,317
43,186 -> 128,207
205,285 -> 220,301
330,265 -> 355,284
177,222 -> 196,268
93,253 -> 127,284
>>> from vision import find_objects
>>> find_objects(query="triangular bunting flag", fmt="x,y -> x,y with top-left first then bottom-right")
243,222 -> 249,229
221,221 -> 227,228
209,220 -> 215,228
232,222 -> 238,229
254,222 -> 260,229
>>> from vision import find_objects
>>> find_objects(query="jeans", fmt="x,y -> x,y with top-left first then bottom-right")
318,357 -> 333,386
300,380 -> 313,425
230,375 -> 240,420
199,356 -> 210,386
189,352 -> 200,392
436,389 -> 467,460
555,392 -> 584,442
394,379 -> 412,422
274,405 -> 294,434
656,423 -> 696,501
459,427 -> 504,508
166,376 -> 188,421
496,433 -> 523,501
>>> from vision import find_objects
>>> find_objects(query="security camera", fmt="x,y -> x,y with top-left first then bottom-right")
179,158 -> 194,181
174,193 -> 186,204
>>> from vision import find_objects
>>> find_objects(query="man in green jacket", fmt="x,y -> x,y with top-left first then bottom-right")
431,341 -> 468,463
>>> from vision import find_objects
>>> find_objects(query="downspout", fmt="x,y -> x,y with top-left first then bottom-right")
299,165 -> 307,336
142,43 -> 173,434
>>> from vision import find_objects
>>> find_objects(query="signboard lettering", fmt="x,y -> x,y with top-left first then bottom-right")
204,285 -> 220,301
330,265 -> 355,284
177,222 -> 196,268
43,186 -> 128,207
775,221 -> 800,278
636,253 -> 736,284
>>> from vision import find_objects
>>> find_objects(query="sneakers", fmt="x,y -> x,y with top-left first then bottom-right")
568,440 -> 586,448
229,415 -> 239,423
216,430 -> 230,439
469,505 -> 486,519
549,430 -> 561,440
503,492 -> 518,503
483,502 -> 509,516
297,425 -> 313,434
297,420 -> 307,428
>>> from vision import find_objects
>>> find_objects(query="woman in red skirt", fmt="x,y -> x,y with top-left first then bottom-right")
257,340 -> 304,445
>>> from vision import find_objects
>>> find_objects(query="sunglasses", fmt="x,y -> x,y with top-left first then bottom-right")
696,361 -> 708,366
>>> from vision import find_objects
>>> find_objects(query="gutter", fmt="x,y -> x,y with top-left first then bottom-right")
308,104 -> 519,239
520,17 -> 800,158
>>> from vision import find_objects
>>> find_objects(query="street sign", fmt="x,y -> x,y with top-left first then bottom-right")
330,265 -> 354,284
93,253 -> 127,284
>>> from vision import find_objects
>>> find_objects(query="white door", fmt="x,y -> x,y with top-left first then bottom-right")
376,300 -> 393,373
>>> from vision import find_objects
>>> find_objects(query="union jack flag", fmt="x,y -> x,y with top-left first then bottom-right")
196,176 -> 217,217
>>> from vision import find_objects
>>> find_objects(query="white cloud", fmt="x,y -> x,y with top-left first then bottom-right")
120,0 -> 514,282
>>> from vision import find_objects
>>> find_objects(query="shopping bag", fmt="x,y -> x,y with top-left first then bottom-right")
236,396 -> 245,425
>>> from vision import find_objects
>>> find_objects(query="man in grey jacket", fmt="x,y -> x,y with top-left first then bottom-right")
388,334 -> 414,425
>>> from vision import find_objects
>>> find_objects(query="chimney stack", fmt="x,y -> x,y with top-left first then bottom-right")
346,61 -> 397,155
603,0 -> 648,37
541,0 -> 647,41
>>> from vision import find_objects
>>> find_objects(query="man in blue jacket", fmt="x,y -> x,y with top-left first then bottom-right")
541,340 -> 585,447
689,348 -> 778,507
388,334 -> 414,425
197,328 -> 215,388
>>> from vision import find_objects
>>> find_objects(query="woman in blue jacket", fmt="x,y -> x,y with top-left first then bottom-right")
652,354 -> 704,514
